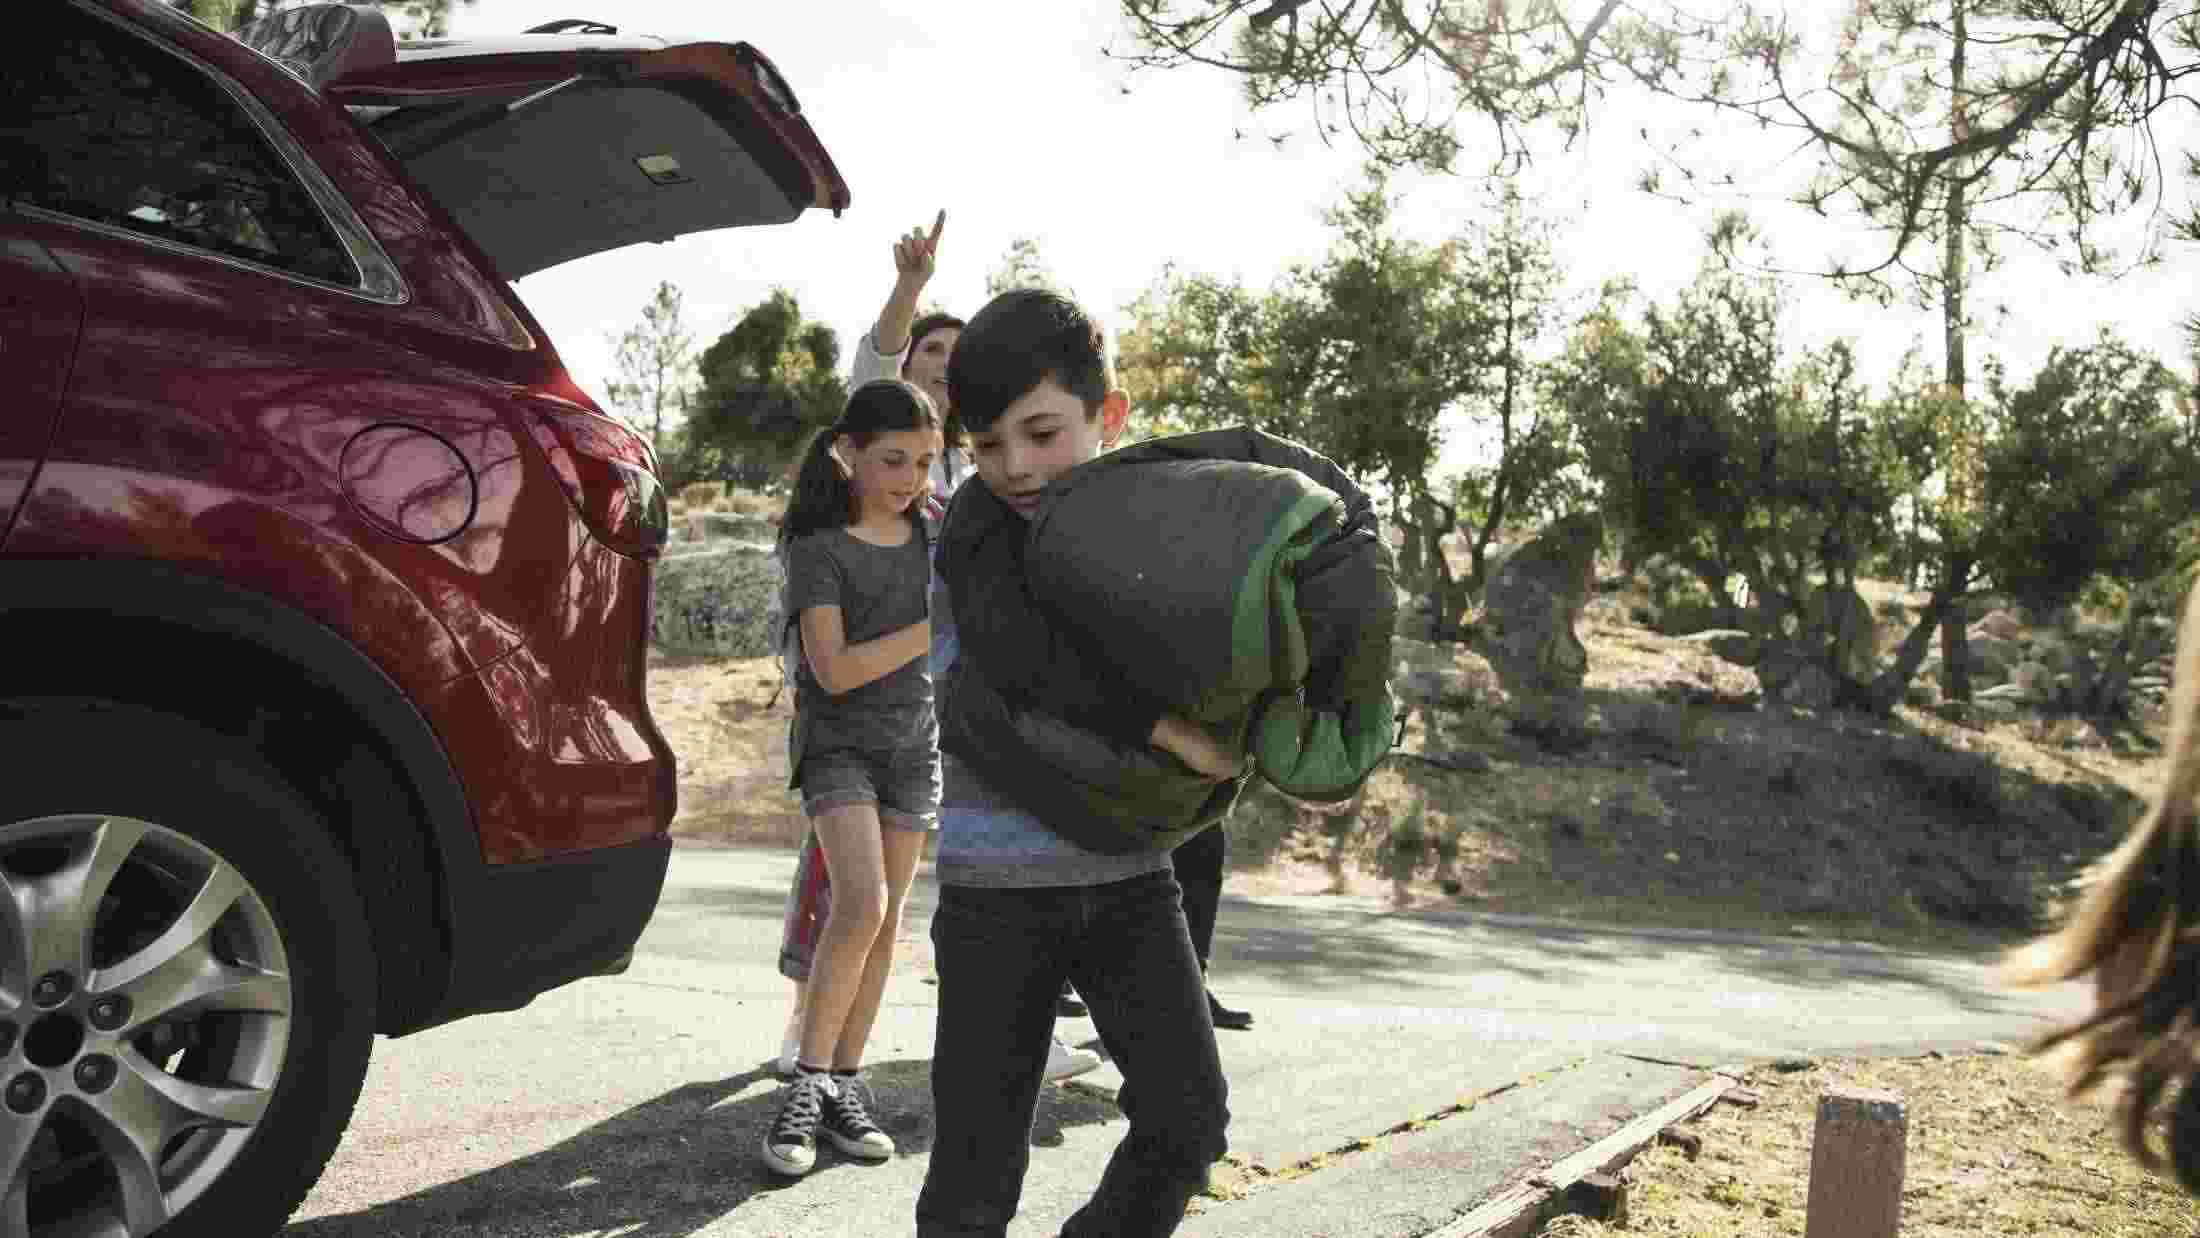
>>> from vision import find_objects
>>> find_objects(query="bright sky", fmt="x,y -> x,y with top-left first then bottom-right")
450,0 -> 2197,476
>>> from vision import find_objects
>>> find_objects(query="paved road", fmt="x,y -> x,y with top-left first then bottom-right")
287,846 -> 2090,1237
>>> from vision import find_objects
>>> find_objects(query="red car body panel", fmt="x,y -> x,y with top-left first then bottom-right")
0,223 -> 87,545
3,0 -> 833,887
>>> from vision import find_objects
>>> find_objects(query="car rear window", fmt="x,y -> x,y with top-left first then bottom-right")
6,7 -> 358,288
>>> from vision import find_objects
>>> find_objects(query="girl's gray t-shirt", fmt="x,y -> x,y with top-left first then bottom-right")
783,525 -> 935,761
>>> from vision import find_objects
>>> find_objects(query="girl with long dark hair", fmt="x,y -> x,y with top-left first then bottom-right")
2005,578 -> 2200,1193
761,379 -> 943,1178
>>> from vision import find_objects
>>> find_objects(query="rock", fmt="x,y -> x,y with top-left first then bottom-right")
1676,628 -> 1759,665
1479,512 -> 1601,731
1757,647 -> 1836,710
1657,1128 -> 1704,1160
1972,608 -> 2025,641
651,543 -> 785,658
2028,633 -> 2080,675
2010,660 -> 2056,702
1963,634 -> 2023,679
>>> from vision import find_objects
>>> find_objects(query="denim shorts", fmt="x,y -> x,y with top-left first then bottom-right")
797,744 -> 941,831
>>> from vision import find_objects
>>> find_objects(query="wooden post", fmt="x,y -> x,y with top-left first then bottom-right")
1804,1086 -> 1907,1238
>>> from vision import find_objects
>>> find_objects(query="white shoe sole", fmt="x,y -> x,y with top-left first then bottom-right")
825,1128 -> 895,1160
760,1139 -> 817,1177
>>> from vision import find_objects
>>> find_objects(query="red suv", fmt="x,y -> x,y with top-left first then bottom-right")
0,4 -> 847,1234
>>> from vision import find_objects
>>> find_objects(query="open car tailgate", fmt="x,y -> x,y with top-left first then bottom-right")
319,35 -> 849,280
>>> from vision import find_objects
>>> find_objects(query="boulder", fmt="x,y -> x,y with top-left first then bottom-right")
1759,653 -> 1836,710
2009,660 -> 2056,703
1971,608 -> 2025,642
1675,628 -> 1759,665
651,543 -> 785,658
1478,512 -> 1601,733
2028,633 -> 2080,675
1964,634 -> 2023,679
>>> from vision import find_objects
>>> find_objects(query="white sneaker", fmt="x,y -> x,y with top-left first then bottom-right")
760,1072 -> 829,1177
1045,1037 -> 1102,1083
820,1073 -> 896,1161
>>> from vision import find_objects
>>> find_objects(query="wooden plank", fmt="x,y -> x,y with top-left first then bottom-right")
1428,1075 -> 1736,1238
1529,1077 -> 1737,1187
1433,1183 -> 1551,1238
1804,1086 -> 1907,1238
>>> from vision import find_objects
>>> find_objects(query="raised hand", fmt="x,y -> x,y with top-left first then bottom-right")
892,209 -> 946,284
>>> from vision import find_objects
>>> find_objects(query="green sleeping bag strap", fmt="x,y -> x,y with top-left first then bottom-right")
1251,681 -> 1397,802
1235,489 -> 1395,800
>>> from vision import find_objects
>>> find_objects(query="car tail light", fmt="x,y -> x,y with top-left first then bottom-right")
522,388 -> 668,560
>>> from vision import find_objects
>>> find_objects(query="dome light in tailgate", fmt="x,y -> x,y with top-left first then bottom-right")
522,388 -> 668,560
733,44 -> 803,115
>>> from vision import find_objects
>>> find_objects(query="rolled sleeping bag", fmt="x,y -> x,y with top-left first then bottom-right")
1023,454 -> 1395,800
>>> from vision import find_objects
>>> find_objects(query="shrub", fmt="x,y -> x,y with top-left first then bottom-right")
678,481 -> 726,508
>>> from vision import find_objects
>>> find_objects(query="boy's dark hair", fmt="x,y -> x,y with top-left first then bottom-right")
903,311 -> 967,446
947,288 -> 1108,433
779,378 -> 939,548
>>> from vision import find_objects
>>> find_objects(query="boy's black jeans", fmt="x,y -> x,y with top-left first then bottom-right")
915,869 -> 1230,1238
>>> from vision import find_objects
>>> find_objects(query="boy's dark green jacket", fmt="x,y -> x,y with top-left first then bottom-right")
935,426 -> 1398,856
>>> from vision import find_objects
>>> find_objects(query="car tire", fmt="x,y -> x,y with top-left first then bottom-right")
0,697 -> 376,1238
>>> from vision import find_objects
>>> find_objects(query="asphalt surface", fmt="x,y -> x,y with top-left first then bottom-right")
286,846 -> 2090,1237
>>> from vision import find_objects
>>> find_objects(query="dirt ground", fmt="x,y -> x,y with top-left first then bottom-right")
1538,1049 -> 2200,1237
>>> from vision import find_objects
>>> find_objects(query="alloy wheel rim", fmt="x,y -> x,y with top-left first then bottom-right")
0,814 -> 292,1237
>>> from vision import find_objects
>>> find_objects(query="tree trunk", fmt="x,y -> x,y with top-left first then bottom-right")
1937,0 -> 1976,704
1410,489 -> 1472,641
2085,601 -> 2148,718
1394,494 -> 1425,584
1937,553 -> 1975,702
1863,585 -> 1961,715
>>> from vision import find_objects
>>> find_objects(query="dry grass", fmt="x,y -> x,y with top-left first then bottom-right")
669,483 -> 783,516
1539,1051 -> 2200,1238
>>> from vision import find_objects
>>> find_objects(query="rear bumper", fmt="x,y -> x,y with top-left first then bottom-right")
410,832 -> 672,1031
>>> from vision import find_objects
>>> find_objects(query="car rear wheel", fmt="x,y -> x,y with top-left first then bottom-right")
0,699 -> 375,1237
